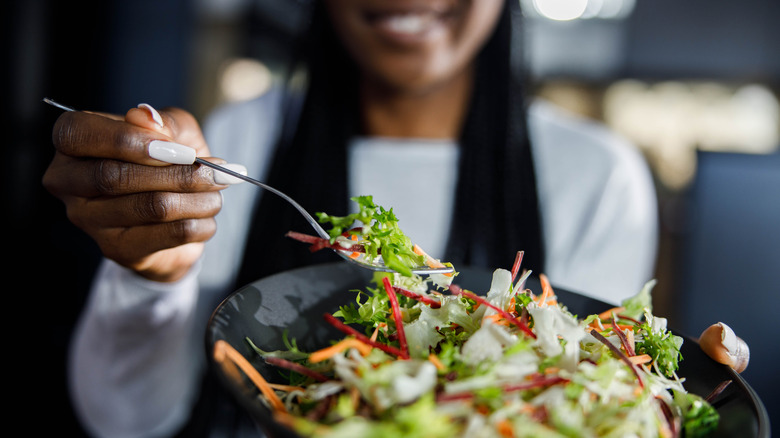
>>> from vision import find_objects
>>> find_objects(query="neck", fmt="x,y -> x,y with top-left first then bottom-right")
359,68 -> 474,139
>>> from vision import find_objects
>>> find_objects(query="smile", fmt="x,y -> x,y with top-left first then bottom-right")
363,4 -> 457,43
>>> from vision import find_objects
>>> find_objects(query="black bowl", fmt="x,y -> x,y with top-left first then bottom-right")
206,262 -> 770,437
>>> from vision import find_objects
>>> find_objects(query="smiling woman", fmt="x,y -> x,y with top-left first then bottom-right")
49,0 -> 659,436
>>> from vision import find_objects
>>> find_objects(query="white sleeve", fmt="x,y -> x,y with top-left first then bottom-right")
530,100 -> 659,305
545,152 -> 658,304
69,259 -> 204,438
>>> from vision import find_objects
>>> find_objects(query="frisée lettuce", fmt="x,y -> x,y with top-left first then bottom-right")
286,196 -> 454,282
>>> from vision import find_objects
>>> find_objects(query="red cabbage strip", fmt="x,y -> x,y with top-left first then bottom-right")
437,376 -> 568,403
705,380 -> 732,403
449,284 -> 536,339
655,397 -> 681,438
503,375 -> 569,393
322,313 -> 406,359
263,356 -> 329,382
382,277 -> 410,359
393,286 -> 441,308
285,231 -> 366,253
510,251 -> 524,282
611,319 -> 636,357
615,314 -> 642,325
590,329 -> 645,388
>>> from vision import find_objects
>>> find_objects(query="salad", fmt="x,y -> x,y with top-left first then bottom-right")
220,197 -> 722,437
285,195 -> 454,282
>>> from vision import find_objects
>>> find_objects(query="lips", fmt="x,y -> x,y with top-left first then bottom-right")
379,13 -> 436,35
362,3 -> 457,44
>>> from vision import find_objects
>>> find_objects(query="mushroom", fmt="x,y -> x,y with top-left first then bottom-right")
698,322 -> 749,373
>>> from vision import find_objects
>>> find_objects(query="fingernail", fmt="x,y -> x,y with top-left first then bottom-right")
148,140 -> 196,165
213,163 -> 248,185
138,103 -> 164,128
718,322 -> 738,356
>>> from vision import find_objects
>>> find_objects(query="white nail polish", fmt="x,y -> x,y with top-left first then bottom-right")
213,163 -> 248,185
148,140 -> 196,165
718,322 -> 738,355
138,103 -> 164,128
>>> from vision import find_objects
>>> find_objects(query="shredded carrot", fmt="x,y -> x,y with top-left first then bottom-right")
483,313 -> 511,326
350,386 -> 361,410
598,306 -> 625,320
413,244 -> 454,277
593,323 -> 634,333
428,353 -> 446,371
269,383 -> 306,392
589,318 -> 606,331
308,337 -> 372,363
537,274 -> 556,306
497,419 -> 515,437
348,234 -> 360,259
628,354 -> 652,365
272,411 -> 298,428
213,340 -> 286,412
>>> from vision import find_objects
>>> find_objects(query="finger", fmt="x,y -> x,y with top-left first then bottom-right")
66,191 -> 223,230
52,110 -> 198,167
133,243 -> 205,282
129,104 -> 166,132
125,104 -> 209,154
96,219 -> 216,268
43,153 -> 230,198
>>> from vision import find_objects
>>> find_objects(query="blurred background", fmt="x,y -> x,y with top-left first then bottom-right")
6,0 -> 778,435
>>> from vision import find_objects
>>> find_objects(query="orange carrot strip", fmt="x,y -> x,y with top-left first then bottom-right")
483,313 -> 510,326
214,340 -> 286,412
348,234 -> 360,258
538,274 -> 556,306
628,354 -> 652,365
428,353 -> 446,371
413,244 -> 454,277
497,419 -> 515,437
269,383 -> 306,392
598,306 -> 625,320
308,337 -> 373,363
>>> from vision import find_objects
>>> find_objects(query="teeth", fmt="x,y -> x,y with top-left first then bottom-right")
384,14 -> 432,34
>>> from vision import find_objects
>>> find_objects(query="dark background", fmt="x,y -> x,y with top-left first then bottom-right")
5,0 -> 778,435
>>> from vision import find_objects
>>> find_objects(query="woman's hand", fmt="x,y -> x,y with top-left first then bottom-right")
43,104 -> 232,282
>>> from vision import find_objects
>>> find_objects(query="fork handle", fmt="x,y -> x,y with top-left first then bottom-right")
194,159 -> 330,239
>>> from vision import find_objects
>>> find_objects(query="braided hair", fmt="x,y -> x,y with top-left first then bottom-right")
236,0 -> 544,287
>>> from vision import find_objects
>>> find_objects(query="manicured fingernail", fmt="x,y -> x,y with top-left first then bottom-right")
148,140 -> 196,164
213,163 -> 248,185
718,322 -> 738,356
138,103 -> 164,128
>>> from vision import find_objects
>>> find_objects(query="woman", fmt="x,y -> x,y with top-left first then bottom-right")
44,0 -> 657,436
